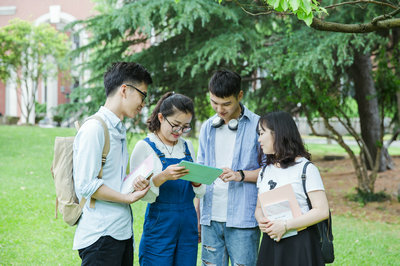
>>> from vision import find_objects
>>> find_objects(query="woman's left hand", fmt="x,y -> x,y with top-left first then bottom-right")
265,220 -> 286,242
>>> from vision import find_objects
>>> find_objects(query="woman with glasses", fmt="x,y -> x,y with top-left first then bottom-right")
129,92 -> 205,266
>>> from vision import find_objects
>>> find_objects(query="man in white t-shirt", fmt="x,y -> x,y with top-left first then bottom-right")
197,69 -> 261,266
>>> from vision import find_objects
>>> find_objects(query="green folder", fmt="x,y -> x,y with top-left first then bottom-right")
178,160 -> 223,185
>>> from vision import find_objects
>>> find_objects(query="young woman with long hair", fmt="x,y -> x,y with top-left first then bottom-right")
255,111 -> 329,266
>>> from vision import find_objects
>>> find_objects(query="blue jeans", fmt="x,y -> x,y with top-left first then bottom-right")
201,221 -> 260,266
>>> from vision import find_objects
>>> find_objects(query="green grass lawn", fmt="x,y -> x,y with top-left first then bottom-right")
303,137 -> 400,160
0,125 -> 399,265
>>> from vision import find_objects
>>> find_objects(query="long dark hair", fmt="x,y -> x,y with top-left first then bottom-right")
147,92 -> 195,132
258,111 -> 310,168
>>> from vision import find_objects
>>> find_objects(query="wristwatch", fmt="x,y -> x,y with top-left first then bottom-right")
238,170 -> 245,182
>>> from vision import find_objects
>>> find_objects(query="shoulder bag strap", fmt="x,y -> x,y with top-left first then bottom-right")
261,165 -> 267,181
302,161 -> 334,246
301,161 -> 313,209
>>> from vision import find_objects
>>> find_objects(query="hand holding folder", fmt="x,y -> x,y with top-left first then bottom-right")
178,160 -> 222,185
258,183 -> 304,239
121,154 -> 153,194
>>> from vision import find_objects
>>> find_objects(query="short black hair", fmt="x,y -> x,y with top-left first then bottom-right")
147,92 -> 195,132
208,69 -> 241,98
258,111 -> 310,168
103,62 -> 152,97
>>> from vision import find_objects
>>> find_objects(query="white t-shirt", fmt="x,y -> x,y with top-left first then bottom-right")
129,133 -> 205,203
257,157 -> 325,214
211,124 -> 237,222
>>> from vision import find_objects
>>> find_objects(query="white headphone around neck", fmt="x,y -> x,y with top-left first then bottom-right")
211,104 -> 244,131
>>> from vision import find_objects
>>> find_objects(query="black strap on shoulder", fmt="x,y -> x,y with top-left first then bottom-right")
260,165 -> 267,181
301,161 -> 313,209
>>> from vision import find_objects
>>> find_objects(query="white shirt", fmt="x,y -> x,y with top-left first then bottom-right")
211,124 -> 237,222
129,133 -> 205,203
73,107 -> 132,250
257,157 -> 325,214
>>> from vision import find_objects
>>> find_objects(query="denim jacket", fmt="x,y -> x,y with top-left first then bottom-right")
198,105 -> 260,228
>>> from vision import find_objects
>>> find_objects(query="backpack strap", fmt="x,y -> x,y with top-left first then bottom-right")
89,115 -> 110,179
77,115 -> 110,209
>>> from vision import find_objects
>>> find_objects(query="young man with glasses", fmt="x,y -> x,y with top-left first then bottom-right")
73,62 -> 152,265
198,69 -> 261,266
125,83 -> 147,103
130,92 -> 205,266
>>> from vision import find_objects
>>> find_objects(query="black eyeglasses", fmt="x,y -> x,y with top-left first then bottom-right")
164,117 -> 192,133
125,84 -> 147,102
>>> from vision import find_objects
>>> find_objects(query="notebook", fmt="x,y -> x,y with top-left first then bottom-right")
178,160 -> 223,185
121,154 -> 153,194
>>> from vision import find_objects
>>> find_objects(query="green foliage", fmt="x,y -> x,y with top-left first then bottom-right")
34,101 -> 47,115
346,189 -> 392,207
244,13 -> 395,125
0,19 -> 70,122
374,44 -> 400,124
66,0 -> 267,123
264,0 -> 319,26
0,19 -> 69,79
227,0 -> 323,26
34,101 -> 47,123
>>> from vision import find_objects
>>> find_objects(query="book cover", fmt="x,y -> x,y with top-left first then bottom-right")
121,154 -> 153,194
263,200 -> 298,239
258,183 -> 306,233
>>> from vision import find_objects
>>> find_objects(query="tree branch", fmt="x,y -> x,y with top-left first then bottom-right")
233,0 -> 288,16
311,17 -> 400,33
317,110 -> 367,181
386,128 -> 400,147
372,7 -> 400,24
324,1 -> 398,10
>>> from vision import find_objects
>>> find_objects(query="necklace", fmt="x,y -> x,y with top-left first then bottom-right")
155,133 -> 177,156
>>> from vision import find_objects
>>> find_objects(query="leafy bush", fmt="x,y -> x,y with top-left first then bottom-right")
347,189 -> 391,206
35,101 -> 47,124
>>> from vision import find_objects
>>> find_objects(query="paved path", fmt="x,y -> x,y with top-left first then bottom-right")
303,137 -> 400,148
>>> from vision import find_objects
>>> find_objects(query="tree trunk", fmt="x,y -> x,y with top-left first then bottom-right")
349,51 -> 388,172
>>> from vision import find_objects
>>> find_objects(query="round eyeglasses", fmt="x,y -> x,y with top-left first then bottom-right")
164,117 -> 192,133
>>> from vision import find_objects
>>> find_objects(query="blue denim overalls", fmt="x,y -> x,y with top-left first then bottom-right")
139,137 -> 198,266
